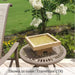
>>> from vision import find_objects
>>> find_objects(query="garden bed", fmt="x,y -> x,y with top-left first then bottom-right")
3,25 -> 75,58
4,25 -> 73,41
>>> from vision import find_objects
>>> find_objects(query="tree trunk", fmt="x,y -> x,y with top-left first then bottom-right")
40,9 -> 46,33
41,22 -> 46,33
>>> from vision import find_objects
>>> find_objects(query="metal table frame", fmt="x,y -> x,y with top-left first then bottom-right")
20,44 -> 66,67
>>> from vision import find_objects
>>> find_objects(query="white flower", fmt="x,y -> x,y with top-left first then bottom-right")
55,4 -> 67,15
60,4 -> 64,7
29,0 -> 43,10
55,7 -> 60,13
46,11 -> 53,19
30,18 -> 42,27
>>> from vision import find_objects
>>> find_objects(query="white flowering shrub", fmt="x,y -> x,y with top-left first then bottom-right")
29,0 -> 68,33
55,4 -> 67,15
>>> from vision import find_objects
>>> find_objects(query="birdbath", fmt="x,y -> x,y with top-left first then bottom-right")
25,33 -> 61,56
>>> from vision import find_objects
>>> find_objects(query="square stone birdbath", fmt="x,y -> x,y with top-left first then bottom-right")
25,33 -> 61,56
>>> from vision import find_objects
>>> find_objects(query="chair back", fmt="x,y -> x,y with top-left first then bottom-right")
0,3 -> 12,57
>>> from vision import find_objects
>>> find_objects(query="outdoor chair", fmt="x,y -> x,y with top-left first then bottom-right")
0,3 -> 19,67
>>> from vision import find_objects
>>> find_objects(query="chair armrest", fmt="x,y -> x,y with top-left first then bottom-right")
0,42 -> 19,66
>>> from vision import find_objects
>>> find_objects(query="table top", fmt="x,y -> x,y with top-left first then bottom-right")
20,44 -> 66,66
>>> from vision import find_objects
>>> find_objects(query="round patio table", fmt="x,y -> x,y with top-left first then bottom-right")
20,44 -> 66,67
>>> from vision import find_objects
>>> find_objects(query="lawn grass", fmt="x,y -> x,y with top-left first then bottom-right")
0,0 -> 74,36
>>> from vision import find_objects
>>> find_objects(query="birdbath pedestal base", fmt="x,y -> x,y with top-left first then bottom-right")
35,47 -> 52,56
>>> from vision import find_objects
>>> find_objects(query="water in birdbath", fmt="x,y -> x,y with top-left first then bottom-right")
29,35 -> 56,46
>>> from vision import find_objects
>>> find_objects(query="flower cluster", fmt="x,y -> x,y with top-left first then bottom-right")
30,18 -> 42,27
46,11 -> 53,19
55,4 -> 67,15
29,0 -> 43,10
3,38 -> 16,46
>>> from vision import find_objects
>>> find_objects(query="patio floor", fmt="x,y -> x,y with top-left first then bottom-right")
0,58 -> 75,75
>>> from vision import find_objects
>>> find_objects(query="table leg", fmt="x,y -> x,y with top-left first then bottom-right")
33,65 -> 48,67
15,49 -> 19,67
53,64 -> 56,68
9,59 -> 13,67
33,65 -> 39,67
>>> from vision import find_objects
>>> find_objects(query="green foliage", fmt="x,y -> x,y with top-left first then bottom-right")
55,34 -> 75,58
30,0 -> 74,33
70,24 -> 75,30
31,0 -> 61,32
3,32 -> 75,58
3,37 -> 17,58
67,3 -> 75,13
56,0 -> 74,4
0,0 -> 74,36
3,35 -> 27,58
42,0 -> 57,11
1,0 -> 74,59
